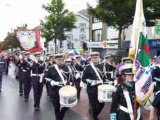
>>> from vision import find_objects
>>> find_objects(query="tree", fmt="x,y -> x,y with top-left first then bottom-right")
2,32 -> 22,50
16,24 -> 28,30
41,0 -> 76,53
88,0 -> 160,49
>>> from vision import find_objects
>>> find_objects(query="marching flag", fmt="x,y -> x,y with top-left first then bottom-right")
129,0 -> 154,105
16,30 -> 42,53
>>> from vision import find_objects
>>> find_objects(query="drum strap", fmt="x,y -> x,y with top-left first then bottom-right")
90,63 -> 103,83
54,65 -> 66,85
123,90 -> 134,120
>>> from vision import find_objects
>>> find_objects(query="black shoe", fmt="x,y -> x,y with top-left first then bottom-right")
24,98 -> 28,102
34,107 -> 39,111
19,93 -> 23,96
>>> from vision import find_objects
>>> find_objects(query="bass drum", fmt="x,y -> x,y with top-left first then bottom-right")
98,84 -> 114,102
59,85 -> 77,107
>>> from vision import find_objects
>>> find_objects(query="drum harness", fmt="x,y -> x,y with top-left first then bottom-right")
54,64 -> 73,86
72,65 -> 83,80
72,64 -> 84,87
119,89 -> 141,120
103,62 -> 114,82
90,63 -> 103,85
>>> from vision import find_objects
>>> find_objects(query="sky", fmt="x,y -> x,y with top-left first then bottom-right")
0,0 -> 97,41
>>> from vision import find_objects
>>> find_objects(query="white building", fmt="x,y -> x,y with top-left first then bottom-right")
47,9 -> 89,54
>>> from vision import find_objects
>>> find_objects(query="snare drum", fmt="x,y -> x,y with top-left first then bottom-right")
59,85 -> 77,107
98,84 -> 114,102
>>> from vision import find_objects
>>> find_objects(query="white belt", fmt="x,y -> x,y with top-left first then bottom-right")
105,71 -> 114,78
31,73 -> 44,83
31,73 -> 43,76
119,105 -> 133,114
119,105 -> 141,120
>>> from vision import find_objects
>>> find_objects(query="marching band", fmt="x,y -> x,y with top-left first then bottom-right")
1,50 -> 160,120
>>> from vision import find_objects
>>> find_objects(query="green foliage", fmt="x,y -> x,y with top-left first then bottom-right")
41,0 -> 76,46
16,24 -> 28,30
2,24 -> 28,50
88,0 -> 160,49
3,32 -> 21,50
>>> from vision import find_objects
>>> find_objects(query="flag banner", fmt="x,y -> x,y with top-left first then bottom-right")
16,30 -> 42,53
129,0 -> 154,105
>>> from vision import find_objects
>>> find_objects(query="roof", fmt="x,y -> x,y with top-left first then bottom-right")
32,26 -> 42,31
78,9 -> 89,19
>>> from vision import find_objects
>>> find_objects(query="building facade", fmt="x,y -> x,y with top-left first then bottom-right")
89,15 -> 160,58
47,9 -> 89,54
89,15 -> 119,58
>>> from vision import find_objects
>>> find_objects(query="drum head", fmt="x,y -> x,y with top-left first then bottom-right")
59,85 -> 77,97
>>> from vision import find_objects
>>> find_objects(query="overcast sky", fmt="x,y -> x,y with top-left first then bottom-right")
0,0 -> 97,41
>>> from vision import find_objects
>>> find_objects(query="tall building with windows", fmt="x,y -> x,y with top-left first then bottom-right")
89,15 -> 119,57
46,9 -> 89,53
62,9 -> 89,52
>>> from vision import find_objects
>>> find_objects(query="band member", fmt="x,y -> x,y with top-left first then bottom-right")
103,55 -> 115,81
0,54 -> 7,92
45,54 -> 55,99
44,53 -> 51,96
82,52 -> 105,120
149,60 -> 160,120
73,55 -> 84,100
20,52 -> 32,101
30,52 -> 45,111
18,51 -> 26,96
45,53 -> 74,120
115,57 -> 133,86
110,64 -> 141,120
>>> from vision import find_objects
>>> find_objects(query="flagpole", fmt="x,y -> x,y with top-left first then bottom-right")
134,93 -> 137,120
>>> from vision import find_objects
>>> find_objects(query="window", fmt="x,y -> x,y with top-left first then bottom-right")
79,34 -> 86,41
92,17 -> 101,23
92,29 -> 102,41
79,23 -> 86,33
67,41 -> 74,49
66,34 -> 73,41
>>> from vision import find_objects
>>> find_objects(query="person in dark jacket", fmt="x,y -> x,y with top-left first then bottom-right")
82,52 -> 106,120
45,53 -> 74,120
0,54 -> 7,92
30,52 -> 45,111
110,63 -> 141,120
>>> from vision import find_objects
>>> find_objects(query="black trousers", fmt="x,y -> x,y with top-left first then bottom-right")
19,72 -> 23,94
31,76 -> 43,108
22,72 -> 31,99
74,79 -> 81,100
87,85 -> 105,120
6,65 -> 9,75
52,86 -> 69,120
45,82 -> 50,96
0,75 -> 3,90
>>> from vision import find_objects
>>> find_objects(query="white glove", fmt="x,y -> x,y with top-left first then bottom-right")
50,81 -> 60,86
75,73 -> 80,79
45,78 -> 52,82
80,81 -> 84,87
39,74 -> 44,83
91,80 -> 102,86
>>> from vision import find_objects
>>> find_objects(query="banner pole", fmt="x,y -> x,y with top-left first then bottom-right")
134,94 -> 137,120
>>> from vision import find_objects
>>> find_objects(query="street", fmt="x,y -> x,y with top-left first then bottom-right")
0,64 -> 150,120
